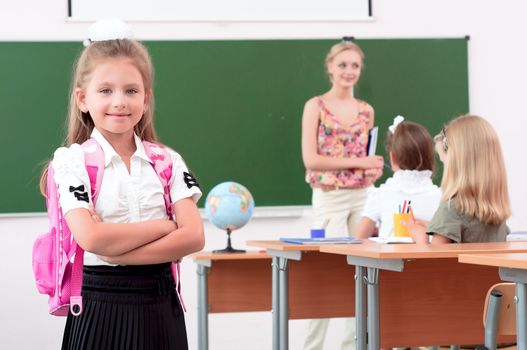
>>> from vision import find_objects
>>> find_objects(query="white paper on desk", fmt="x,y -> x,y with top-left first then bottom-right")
367,126 -> 379,156
368,237 -> 414,244
280,237 -> 362,245
506,231 -> 527,241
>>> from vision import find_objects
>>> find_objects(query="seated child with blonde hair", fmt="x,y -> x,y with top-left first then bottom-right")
411,114 -> 510,243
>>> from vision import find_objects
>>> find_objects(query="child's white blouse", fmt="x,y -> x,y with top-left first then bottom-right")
361,170 -> 441,239
52,128 -> 202,265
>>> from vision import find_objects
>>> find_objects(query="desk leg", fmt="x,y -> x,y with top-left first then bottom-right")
197,264 -> 209,350
279,257 -> 289,350
272,256 -> 280,350
355,266 -> 367,350
517,283 -> 527,350
366,267 -> 380,350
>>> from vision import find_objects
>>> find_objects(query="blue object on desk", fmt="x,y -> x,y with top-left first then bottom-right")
310,228 -> 325,238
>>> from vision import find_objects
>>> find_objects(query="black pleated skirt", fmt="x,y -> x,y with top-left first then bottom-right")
62,263 -> 188,350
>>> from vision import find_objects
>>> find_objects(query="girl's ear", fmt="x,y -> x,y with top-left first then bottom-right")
326,61 -> 334,79
143,88 -> 152,112
389,151 -> 398,168
434,140 -> 447,163
75,88 -> 88,113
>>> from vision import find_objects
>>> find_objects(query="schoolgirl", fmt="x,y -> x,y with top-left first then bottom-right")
40,20 -> 204,349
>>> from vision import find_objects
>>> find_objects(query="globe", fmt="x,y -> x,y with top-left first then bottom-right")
205,182 -> 255,253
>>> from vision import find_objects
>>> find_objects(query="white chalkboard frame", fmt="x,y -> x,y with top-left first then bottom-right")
68,0 -> 372,22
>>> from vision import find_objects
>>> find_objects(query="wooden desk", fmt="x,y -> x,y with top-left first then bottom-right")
459,253 -> 527,349
319,242 -> 527,350
191,252 -> 272,350
246,240 -> 357,350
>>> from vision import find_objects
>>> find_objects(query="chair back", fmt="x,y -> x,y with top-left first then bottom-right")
483,282 -> 516,336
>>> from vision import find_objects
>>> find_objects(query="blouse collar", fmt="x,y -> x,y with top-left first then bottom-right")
90,128 -> 151,167
380,169 -> 438,194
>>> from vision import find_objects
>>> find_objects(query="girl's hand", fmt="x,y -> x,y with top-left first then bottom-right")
360,156 -> 384,169
406,219 -> 429,244
88,206 -> 102,222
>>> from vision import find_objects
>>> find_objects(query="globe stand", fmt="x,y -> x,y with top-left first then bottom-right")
213,228 -> 246,254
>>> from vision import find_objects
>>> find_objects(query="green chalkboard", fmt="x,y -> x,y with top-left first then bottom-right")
0,39 -> 468,213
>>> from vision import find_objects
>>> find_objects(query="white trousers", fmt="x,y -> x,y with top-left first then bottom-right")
304,187 -> 369,350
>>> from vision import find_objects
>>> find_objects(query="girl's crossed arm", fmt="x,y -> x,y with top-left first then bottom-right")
65,208 -> 177,256
354,217 -> 377,239
98,197 -> 205,265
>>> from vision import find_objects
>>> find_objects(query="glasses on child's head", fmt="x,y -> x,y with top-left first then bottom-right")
440,127 -> 448,152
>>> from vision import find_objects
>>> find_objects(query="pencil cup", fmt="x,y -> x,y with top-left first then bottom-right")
393,213 -> 412,237
310,228 -> 325,239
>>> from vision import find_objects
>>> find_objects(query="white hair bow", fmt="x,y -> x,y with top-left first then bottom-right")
388,115 -> 405,133
83,19 -> 134,47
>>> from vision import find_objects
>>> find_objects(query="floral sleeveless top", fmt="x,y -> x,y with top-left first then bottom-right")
305,97 -> 374,189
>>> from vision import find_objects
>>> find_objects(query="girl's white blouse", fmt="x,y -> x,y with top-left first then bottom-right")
361,170 -> 441,239
52,128 -> 202,265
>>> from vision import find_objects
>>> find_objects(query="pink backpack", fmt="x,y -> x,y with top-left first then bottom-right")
32,138 -> 182,316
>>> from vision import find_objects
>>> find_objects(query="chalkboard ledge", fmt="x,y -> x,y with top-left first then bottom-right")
0,212 -> 47,219
1,205 -> 312,219
199,205 -> 311,219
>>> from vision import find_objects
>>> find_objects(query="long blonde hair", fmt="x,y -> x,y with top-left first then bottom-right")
441,115 -> 510,224
40,39 -> 157,194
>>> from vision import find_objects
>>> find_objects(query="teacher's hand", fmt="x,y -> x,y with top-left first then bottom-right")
365,168 -> 383,182
361,156 -> 384,169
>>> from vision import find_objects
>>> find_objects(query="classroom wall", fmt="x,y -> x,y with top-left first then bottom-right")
1,0 -> 526,349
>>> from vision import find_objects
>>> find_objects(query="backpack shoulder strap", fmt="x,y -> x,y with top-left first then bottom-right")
142,141 -> 174,219
81,138 -> 105,204
68,138 -> 105,315
142,141 -> 186,310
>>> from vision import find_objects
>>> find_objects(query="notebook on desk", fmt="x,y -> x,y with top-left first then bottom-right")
280,237 -> 362,245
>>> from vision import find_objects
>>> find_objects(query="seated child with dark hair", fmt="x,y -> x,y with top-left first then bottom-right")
355,117 -> 441,240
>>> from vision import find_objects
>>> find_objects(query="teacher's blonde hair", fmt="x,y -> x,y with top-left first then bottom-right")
441,115 -> 510,225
